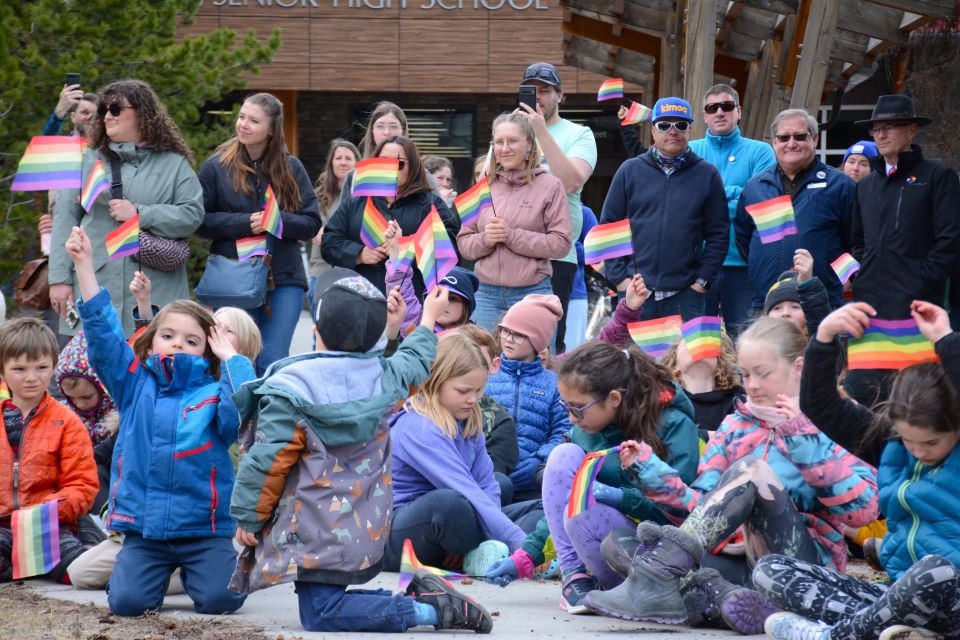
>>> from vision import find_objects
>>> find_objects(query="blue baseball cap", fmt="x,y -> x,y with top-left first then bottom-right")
652,97 -> 693,122
843,140 -> 879,164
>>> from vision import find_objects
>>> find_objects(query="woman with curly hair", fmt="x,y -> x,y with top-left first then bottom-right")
49,78 -> 204,337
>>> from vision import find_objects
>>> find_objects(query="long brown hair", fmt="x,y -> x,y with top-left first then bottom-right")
361,101 -> 408,159
211,93 -> 301,211
133,300 -> 220,379
314,138 -> 359,214
372,136 -> 431,199
88,79 -> 193,162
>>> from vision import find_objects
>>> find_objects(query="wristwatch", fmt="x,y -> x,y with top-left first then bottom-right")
694,278 -> 710,291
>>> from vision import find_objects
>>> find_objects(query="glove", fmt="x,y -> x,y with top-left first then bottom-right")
485,549 -> 534,587
592,482 -> 624,508
508,457 -> 540,492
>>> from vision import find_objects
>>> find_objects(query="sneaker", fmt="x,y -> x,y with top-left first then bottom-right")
560,571 -> 599,615
878,626 -> 944,640
463,540 -> 509,577
406,569 -> 493,633
764,611 -> 830,640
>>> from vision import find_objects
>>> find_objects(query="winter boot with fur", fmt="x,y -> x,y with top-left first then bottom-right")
681,567 -> 779,634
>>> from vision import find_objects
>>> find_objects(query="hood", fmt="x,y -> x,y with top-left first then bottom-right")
54,332 -> 116,428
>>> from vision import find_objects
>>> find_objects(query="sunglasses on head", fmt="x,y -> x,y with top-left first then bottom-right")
97,103 -> 134,118
653,120 -> 691,133
774,133 -> 811,143
704,101 -> 737,114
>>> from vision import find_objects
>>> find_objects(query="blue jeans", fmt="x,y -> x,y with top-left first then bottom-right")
471,278 -> 553,334
295,581 -> 419,632
247,285 -> 305,375
107,534 -> 245,616
704,266 -> 752,338
639,287 -> 706,322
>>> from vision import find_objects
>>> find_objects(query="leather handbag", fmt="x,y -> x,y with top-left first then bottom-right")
13,257 -> 51,310
195,253 -> 270,310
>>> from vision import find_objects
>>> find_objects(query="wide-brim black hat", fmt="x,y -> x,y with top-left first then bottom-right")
856,95 -> 933,127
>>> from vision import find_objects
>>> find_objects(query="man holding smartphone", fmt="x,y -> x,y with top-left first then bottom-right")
42,74 -> 99,138
518,62 -> 597,353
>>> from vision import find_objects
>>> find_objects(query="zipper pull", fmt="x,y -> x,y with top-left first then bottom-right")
762,428 -> 775,461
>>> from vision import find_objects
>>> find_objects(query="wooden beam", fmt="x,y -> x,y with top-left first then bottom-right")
863,0 -> 955,19
724,31 -> 765,60
658,0 -> 685,98
779,0 -> 809,87
562,11 -> 663,59
684,0 -> 719,139
790,0 -> 840,113
837,0 -> 905,44
728,12 -> 780,41
742,38 -> 779,139
563,34 -> 656,84
734,0 -> 800,13
563,0 -> 670,40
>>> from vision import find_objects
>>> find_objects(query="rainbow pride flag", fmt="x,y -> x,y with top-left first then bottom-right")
681,316 -> 723,361
236,235 -> 268,262
11,500 -> 60,579
744,195 -> 797,244
567,446 -> 622,518
597,78 -> 624,102
620,101 -> 652,125
628,315 -> 682,359
831,252 -> 860,285
352,157 -> 399,198
104,214 -> 140,261
453,178 -> 493,227
79,159 -> 111,212
261,184 -> 283,239
398,538 -> 471,590
360,197 -> 390,248
10,136 -> 85,191
388,235 -> 416,276
847,318 -> 939,370
414,206 -> 457,291
583,219 -> 633,264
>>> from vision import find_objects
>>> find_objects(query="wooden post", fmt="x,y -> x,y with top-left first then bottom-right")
745,38 -> 781,142
683,0 -> 718,140
658,0 -> 685,99
789,0 -> 840,115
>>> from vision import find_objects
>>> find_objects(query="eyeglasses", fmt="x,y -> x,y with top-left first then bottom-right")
97,103 -> 134,118
774,133 -> 812,143
493,138 -> 524,148
498,327 -> 528,344
653,120 -> 691,133
870,124 -> 908,137
373,123 -> 403,133
522,63 -> 561,87
557,388 -> 625,421
704,101 -> 737,114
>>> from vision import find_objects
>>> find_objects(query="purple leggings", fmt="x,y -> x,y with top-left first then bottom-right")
542,443 -> 633,589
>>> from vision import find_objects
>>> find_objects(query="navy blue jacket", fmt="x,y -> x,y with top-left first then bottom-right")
734,162 -> 855,308
600,151 -> 728,290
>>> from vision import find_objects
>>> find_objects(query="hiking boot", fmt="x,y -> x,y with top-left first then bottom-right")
463,540 -> 509,577
406,569 -> 493,633
764,611 -> 830,640
682,567 -> 778,634
559,570 -> 599,614
878,626 -> 945,640
583,523 -> 702,624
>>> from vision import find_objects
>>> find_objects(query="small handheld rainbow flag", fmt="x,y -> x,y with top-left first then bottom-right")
831,252 -> 860,285
104,214 -> 140,261
583,219 -> 633,265
744,195 -> 797,244
388,235 -> 416,276
620,101 -> 653,125
398,538 -> 472,590
352,157 -> 400,198
567,446 -> 622,518
236,235 -> 268,262
681,316 -> 723,361
261,184 -> 283,239
628,315 -> 682,359
597,78 -> 625,102
453,178 -> 493,227
11,500 -> 60,579
847,318 -> 939,370
10,136 -> 85,191
360,197 -> 390,249
79,159 -> 111,212
414,206 -> 457,291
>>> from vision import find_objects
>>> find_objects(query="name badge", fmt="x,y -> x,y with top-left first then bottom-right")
807,182 -> 827,189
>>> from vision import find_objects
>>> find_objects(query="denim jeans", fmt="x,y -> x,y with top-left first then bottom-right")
639,287 -> 706,322
471,278 -> 553,334
247,285 -> 305,375
295,581 -> 419,632
704,266 -> 752,338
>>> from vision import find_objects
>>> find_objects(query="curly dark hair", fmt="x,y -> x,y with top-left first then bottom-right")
87,79 -> 193,163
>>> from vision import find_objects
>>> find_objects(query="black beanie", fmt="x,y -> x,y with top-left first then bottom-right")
763,271 -> 801,315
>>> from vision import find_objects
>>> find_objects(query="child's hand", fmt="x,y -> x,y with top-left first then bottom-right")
129,271 -> 152,304
624,274 -> 650,310
208,326 -> 239,361
386,221 -> 401,263
385,286 -> 407,339
793,249 -> 813,283
384,219 -> 400,243
911,300 -> 952,344
65,226 -> 93,266
815,301 -> 875,344
235,528 -> 258,547
421,286 -> 449,328
619,440 -> 644,468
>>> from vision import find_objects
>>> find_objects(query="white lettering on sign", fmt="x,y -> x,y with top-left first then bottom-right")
205,0 -> 547,9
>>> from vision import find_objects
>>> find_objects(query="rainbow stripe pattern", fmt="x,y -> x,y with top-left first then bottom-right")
583,219 -> 633,264
597,78 -> 625,102
11,500 -> 60,579
10,136 -> 85,191
847,318 -> 939,370
620,101 -> 652,125
261,184 -> 283,238
831,252 -> 860,285
79,159 -> 111,212
567,446 -> 622,518
744,195 -> 798,244
236,235 -> 268,261
104,214 -> 140,261
352,157 -> 400,198
681,316 -> 723,361
414,206 -> 457,291
453,178 -> 493,227
398,538 -> 470,590
360,197 -> 390,248
627,315 -> 682,359
388,235 -> 416,276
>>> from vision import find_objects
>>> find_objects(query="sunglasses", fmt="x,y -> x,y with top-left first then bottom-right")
704,101 -> 737,114
397,159 -> 407,171
97,103 -> 134,118
653,120 -> 691,133
774,133 -> 811,143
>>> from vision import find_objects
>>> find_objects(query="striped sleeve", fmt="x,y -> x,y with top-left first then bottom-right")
624,441 -> 701,524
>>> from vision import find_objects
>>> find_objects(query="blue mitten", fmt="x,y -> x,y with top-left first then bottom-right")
484,556 -> 519,587
508,457 -> 539,491
592,482 -> 624,508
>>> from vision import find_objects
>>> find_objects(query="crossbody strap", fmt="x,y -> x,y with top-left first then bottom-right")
108,156 -> 123,199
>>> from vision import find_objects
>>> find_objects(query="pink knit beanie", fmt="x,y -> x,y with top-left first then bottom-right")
499,294 -> 563,354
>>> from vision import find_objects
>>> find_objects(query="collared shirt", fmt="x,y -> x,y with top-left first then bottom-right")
777,160 -> 818,196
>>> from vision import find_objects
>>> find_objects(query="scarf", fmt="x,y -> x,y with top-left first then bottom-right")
651,147 -> 692,172
744,397 -> 799,430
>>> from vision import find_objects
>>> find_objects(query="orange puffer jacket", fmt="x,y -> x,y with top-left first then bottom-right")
0,394 -> 98,526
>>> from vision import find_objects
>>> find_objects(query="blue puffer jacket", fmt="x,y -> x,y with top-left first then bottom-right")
78,287 -> 255,539
486,356 -> 571,489
734,161 -> 855,308
690,128 -> 776,267
878,440 -> 960,579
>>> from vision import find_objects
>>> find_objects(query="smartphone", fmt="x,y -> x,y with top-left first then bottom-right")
65,72 -> 81,87
65,306 -> 80,330
518,85 -> 537,112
